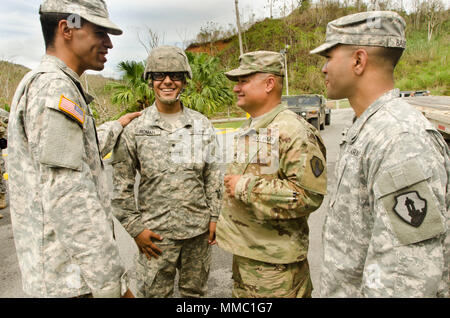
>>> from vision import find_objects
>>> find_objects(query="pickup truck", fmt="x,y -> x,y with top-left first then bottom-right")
281,94 -> 330,130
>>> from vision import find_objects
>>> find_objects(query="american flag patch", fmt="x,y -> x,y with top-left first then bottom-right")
58,95 -> 85,124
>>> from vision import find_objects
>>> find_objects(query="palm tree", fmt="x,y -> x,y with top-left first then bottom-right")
107,52 -> 234,118
105,60 -> 154,119
182,52 -> 234,116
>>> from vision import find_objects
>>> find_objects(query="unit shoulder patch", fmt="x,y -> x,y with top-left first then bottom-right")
380,181 -> 444,245
310,155 -> 324,178
393,191 -> 427,227
58,95 -> 85,125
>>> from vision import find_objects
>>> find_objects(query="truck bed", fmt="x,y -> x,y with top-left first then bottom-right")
403,96 -> 450,140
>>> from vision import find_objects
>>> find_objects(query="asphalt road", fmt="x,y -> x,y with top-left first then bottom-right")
0,108 -> 355,298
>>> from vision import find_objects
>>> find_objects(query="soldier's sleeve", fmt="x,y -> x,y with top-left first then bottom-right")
364,131 -> 448,297
110,128 -> 146,238
234,126 -> 327,220
96,120 -> 123,158
202,121 -> 223,222
34,78 -> 127,297
0,109 -> 9,141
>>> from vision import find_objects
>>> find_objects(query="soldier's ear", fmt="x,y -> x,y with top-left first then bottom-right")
264,75 -> 276,94
58,20 -> 74,41
353,48 -> 368,76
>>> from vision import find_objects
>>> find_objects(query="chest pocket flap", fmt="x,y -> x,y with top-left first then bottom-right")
40,107 -> 83,171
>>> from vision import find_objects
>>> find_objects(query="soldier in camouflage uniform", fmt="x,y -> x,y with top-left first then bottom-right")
215,51 -> 327,298
311,11 -> 449,297
111,45 -> 223,298
7,0 -> 139,298
0,108 -> 8,213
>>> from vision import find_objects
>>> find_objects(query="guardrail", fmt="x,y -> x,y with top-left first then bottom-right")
210,117 -> 247,124
326,99 -> 349,109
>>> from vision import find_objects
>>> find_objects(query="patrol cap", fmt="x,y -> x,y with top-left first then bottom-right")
39,0 -> 123,35
310,11 -> 406,55
143,45 -> 193,80
225,51 -> 285,81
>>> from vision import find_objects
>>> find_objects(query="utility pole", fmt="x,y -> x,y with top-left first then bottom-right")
280,44 -> 290,95
270,0 -> 273,18
234,0 -> 244,56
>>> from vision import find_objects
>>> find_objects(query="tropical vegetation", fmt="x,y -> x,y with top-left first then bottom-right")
181,52 -> 235,116
105,52 -> 235,118
105,60 -> 153,119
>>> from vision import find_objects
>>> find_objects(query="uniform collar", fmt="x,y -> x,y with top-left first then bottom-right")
146,103 -> 193,132
240,103 -> 287,134
345,89 -> 400,144
40,55 -> 95,105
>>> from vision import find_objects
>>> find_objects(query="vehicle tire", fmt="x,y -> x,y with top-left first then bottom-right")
325,113 -> 331,125
310,118 -> 319,130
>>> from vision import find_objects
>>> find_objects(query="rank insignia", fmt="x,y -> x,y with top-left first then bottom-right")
393,191 -> 427,227
310,156 -> 324,178
58,95 -> 85,125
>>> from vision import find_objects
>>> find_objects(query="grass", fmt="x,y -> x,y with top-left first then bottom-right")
395,30 -> 450,95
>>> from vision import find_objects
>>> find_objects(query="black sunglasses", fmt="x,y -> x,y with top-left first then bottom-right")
150,72 -> 186,81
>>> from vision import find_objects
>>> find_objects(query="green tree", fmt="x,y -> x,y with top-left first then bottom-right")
107,52 -> 234,118
182,52 -> 235,116
105,60 -> 153,119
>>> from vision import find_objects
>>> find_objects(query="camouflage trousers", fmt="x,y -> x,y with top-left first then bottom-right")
231,255 -> 313,298
135,231 -> 211,298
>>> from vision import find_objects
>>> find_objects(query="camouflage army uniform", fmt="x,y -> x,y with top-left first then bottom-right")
216,102 -> 327,297
8,54 -> 128,297
111,103 -> 222,297
310,11 -> 449,297
320,90 -> 449,297
0,108 -> 9,198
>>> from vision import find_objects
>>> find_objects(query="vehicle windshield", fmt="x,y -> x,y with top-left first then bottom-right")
282,96 -> 320,106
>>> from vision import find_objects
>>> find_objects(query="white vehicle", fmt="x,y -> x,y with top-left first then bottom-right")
403,95 -> 450,141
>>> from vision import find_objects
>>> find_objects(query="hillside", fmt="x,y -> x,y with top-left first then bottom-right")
1,4 -> 448,123
210,4 -> 449,96
0,61 -> 121,124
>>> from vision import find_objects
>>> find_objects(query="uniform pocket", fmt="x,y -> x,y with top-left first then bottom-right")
39,108 -> 83,171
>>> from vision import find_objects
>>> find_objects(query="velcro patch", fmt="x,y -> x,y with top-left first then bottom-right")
380,181 -> 444,245
58,95 -> 85,125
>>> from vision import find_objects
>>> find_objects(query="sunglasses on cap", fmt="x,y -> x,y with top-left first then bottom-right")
150,72 -> 186,82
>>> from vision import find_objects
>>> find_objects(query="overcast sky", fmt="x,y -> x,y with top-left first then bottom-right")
0,0 -> 428,79
0,0 -> 274,78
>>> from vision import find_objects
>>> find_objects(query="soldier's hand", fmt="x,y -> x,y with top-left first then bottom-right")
134,229 -> 163,261
208,221 -> 217,245
121,289 -> 135,298
224,174 -> 241,198
117,111 -> 142,128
